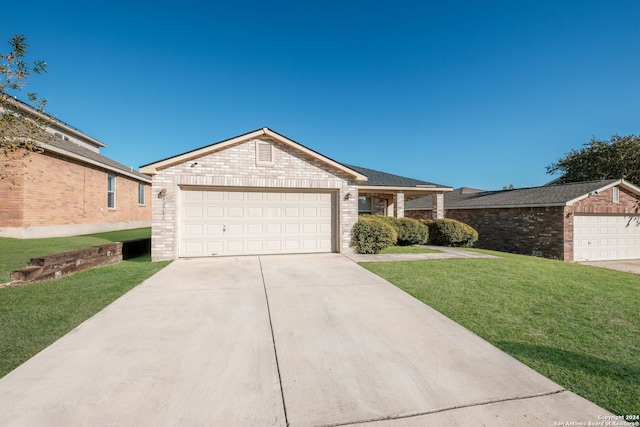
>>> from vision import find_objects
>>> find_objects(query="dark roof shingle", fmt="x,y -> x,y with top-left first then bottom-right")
344,164 -> 450,189
406,180 -> 620,209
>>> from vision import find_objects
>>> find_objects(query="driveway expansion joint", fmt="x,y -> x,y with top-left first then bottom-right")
315,389 -> 567,427
259,256 -> 290,427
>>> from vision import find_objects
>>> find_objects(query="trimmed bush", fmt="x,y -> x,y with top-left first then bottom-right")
351,216 -> 397,254
424,218 -> 478,247
376,216 -> 429,246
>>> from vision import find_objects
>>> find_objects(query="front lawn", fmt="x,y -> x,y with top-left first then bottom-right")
361,250 -> 639,416
0,254 -> 170,378
0,228 -> 151,282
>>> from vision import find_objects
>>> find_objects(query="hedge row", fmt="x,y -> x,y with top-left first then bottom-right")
351,215 -> 478,254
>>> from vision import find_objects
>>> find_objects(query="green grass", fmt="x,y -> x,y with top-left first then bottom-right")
361,250 -> 640,416
0,254 -> 170,378
0,227 -> 151,282
379,245 -> 441,254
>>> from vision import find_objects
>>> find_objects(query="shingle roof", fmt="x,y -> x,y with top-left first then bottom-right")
344,164 -> 450,189
406,180 -> 621,209
45,137 -> 151,182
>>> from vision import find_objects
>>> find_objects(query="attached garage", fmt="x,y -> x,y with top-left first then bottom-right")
574,215 -> 640,261
180,189 -> 336,257
140,128 -> 368,261
406,179 -> 640,262
141,127 -> 451,261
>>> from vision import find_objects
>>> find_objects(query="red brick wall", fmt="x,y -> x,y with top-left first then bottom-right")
407,207 -> 567,259
406,185 -> 640,261
0,157 -> 26,227
1,150 -> 151,229
447,207 -> 567,259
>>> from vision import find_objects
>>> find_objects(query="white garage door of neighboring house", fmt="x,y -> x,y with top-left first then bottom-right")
574,215 -> 640,261
180,189 -> 335,257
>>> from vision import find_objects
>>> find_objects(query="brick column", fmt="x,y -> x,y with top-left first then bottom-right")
395,191 -> 405,218
432,193 -> 444,219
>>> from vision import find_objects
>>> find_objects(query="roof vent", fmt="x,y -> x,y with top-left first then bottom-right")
256,141 -> 274,165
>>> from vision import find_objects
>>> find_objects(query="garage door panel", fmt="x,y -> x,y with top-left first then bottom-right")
574,215 -> 640,261
206,207 -> 224,218
285,223 -> 300,234
180,190 -> 335,257
227,207 -> 243,217
184,224 -> 203,236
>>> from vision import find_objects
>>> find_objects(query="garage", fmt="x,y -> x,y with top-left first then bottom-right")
180,189 -> 336,257
574,215 -> 640,261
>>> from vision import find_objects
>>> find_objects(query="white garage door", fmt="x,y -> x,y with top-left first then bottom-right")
180,189 -> 335,257
574,215 -> 640,261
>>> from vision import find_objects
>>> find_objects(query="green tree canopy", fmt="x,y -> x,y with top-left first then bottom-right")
1,34 -> 52,183
546,135 -> 640,186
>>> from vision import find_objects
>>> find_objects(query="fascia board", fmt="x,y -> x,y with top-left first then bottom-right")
261,128 -> 367,182
140,127 -> 369,182
565,179 -> 626,205
42,143 -> 151,183
3,96 -> 106,148
358,185 -> 453,193
140,129 -> 266,174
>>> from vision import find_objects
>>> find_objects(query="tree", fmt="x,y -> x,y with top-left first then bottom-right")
1,34 -> 52,183
546,135 -> 640,186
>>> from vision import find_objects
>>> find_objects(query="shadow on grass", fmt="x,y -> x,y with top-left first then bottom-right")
498,341 -> 639,386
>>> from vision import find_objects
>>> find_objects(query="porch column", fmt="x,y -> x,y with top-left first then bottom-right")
432,193 -> 444,219
394,192 -> 405,218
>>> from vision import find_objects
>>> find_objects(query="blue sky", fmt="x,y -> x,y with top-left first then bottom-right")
4,0 -> 640,189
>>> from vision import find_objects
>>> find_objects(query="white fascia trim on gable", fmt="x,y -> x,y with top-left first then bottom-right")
41,143 -> 152,183
564,179 -> 640,205
260,128 -> 367,182
3,95 -> 106,148
140,127 -> 369,182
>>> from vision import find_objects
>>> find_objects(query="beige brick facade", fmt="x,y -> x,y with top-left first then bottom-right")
149,136 -> 360,261
0,151 -> 151,238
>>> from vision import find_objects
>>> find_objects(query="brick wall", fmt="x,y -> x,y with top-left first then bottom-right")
407,185 -> 640,261
150,136 -> 359,261
0,157 -> 26,227
407,207 -> 567,259
0,150 -> 151,236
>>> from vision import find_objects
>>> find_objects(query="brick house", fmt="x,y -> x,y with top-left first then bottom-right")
0,99 -> 151,238
140,127 -> 451,261
405,180 -> 640,262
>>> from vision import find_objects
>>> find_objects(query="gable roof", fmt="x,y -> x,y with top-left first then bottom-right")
140,127 -> 367,181
3,95 -> 149,182
344,165 -> 450,190
42,137 -> 151,183
406,179 -> 640,210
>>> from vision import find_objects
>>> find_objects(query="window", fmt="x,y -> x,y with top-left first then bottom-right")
138,182 -> 145,205
613,186 -> 620,203
358,196 -> 372,215
107,174 -> 116,208
256,141 -> 274,165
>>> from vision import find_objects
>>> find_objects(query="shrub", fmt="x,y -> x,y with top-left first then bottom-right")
351,216 -> 397,254
424,218 -> 478,247
376,216 -> 429,246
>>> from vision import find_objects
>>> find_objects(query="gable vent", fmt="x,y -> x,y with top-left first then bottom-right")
256,141 -> 274,165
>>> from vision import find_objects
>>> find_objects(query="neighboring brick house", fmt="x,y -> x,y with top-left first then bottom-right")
405,180 -> 640,262
140,127 -> 451,261
0,99 -> 151,238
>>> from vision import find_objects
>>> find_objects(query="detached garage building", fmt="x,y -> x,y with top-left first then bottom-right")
406,179 -> 640,262
140,128 -> 450,261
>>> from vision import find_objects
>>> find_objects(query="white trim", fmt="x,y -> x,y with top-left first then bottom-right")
140,128 -> 368,182
40,142 -> 151,183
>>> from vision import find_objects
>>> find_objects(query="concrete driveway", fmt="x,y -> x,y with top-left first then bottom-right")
0,254 -> 611,426
580,259 -> 640,275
